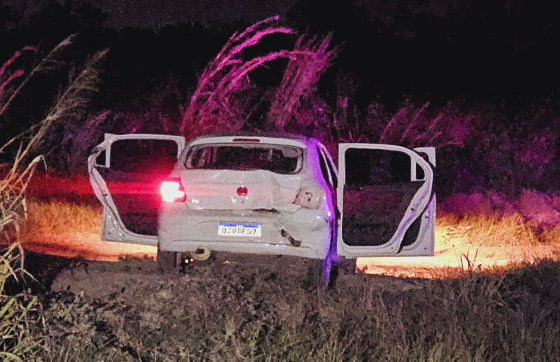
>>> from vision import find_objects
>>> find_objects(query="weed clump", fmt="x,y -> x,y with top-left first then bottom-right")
0,36 -> 106,359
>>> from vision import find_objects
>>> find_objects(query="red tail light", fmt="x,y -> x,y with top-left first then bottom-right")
160,177 -> 186,202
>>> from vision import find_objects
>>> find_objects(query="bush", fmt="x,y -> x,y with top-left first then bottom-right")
0,243 -> 42,360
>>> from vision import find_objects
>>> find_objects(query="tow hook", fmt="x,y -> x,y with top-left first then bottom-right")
281,229 -> 301,247
191,247 -> 212,261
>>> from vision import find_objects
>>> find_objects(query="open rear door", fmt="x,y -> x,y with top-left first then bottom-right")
88,133 -> 185,245
337,144 -> 435,258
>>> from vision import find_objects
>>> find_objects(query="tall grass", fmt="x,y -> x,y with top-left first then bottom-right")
440,191 -> 560,249
0,132 -> 44,360
0,38 -> 106,359
19,200 -> 101,239
180,17 -> 336,139
0,129 -> 44,360
0,243 -> 43,361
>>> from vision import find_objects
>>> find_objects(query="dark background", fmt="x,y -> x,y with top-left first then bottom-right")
1,0 -> 560,195
3,0 -> 560,108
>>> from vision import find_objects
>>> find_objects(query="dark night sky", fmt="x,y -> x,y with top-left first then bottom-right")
3,0 -> 460,28
3,0 -> 299,27
4,0 -> 560,107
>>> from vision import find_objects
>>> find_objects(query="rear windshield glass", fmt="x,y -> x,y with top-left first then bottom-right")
185,144 -> 303,174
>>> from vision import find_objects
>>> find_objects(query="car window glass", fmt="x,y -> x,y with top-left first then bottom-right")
110,139 -> 178,174
416,163 -> 425,180
414,152 -> 432,180
95,149 -> 106,166
186,144 -> 303,174
345,148 -> 410,186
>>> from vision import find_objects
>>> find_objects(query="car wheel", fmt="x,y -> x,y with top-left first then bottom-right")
306,257 -> 333,289
157,248 -> 178,273
330,257 -> 357,284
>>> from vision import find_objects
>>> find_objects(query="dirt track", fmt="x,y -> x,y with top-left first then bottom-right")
22,173 -> 560,280
19,227 -> 560,289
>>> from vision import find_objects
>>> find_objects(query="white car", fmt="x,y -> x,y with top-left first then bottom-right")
88,133 -> 436,285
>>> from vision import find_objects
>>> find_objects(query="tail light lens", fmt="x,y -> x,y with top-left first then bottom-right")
294,186 -> 324,209
160,177 -> 186,202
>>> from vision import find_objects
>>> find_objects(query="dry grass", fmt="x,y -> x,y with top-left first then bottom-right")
16,191 -> 560,280
359,211 -> 560,279
437,212 -> 537,247
0,244 -> 42,361
32,256 -> 560,361
19,201 -> 101,239
0,244 -> 43,361
434,212 -> 553,264
436,191 -> 560,269
6,194 -> 560,361
1,38 -> 106,359
17,200 -> 154,261
180,17 -> 336,139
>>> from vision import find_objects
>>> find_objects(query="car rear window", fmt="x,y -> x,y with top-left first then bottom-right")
185,144 -> 303,174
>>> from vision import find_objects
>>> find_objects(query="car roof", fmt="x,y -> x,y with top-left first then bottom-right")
188,132 -> 317,148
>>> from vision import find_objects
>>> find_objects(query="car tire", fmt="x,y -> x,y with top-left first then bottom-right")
330,258 -> 357,285
157,248 -> 178,273
306,257 -> 332,289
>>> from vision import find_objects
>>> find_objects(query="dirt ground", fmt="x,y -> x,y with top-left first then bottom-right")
21,173 -> 560,287
26,252 -> 451,361
11,202 -> 560,359
15,226 -> 559,304
22,225 -> 560,270
19,225 -> 560,298
48,254 -> 351,300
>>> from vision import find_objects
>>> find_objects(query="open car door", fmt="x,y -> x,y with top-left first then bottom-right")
88,133 -> 185,245
337,144 -> 436,258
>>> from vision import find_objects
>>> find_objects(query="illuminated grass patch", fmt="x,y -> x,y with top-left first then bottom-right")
20,200 -> 101,239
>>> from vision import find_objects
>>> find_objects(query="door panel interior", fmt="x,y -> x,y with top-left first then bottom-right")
337,144 -> 435,257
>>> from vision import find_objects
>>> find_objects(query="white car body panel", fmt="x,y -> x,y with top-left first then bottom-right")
88,133 -> 435,260
182,170 -> 303,210
158,135 -> 333,259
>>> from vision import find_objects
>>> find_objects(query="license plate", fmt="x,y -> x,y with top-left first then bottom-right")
218,223 -> 262,237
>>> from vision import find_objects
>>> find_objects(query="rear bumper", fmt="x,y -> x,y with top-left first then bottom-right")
158,204 -> 331,259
